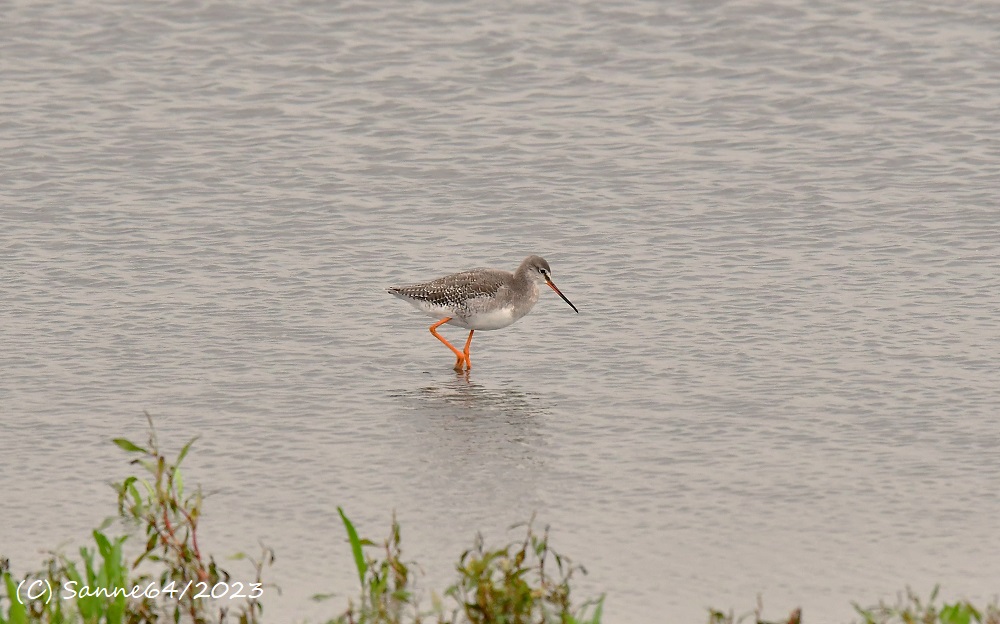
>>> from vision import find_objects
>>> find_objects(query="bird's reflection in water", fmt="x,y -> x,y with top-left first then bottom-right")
389,377 -> 549,466
386,379 -> 549,549
427,378 -> 540,416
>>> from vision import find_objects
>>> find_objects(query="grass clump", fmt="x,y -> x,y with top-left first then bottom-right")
852,586 -> 1000,624
447,522 -> 603,624
330,509 -> 604,624
0,414 -> 270,624
705,588 -> 1000,624
0,527 -> 141,624
707,597 -> 801,624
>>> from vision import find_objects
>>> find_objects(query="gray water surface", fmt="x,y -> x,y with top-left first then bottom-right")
2,0 -> 999,622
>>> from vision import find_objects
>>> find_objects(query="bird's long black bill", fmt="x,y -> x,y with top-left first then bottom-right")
546,279 -> 579,313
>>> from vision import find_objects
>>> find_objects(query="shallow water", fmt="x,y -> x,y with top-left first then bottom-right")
2,0 -> 999,622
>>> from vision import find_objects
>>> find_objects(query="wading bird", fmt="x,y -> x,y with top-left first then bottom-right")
388,255 -> 578,371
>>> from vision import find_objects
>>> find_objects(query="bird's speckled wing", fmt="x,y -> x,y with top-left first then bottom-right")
388,269 -> 509,312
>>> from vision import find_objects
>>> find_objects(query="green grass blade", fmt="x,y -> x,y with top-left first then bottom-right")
2,572 -> 27,624
337,507 -> 367,588
112,438 -> 148,454
591,595 -> 605,623
176,436 -> 198,467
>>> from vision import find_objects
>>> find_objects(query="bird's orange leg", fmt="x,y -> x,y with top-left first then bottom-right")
429,318 -> 468,371
462,330 -> 475,370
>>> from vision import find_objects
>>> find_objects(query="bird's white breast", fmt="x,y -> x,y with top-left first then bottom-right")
456,306 -> 518,330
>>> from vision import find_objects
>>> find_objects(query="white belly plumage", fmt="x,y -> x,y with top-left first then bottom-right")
404,299 -> 519,330
453,306 -> 518,330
